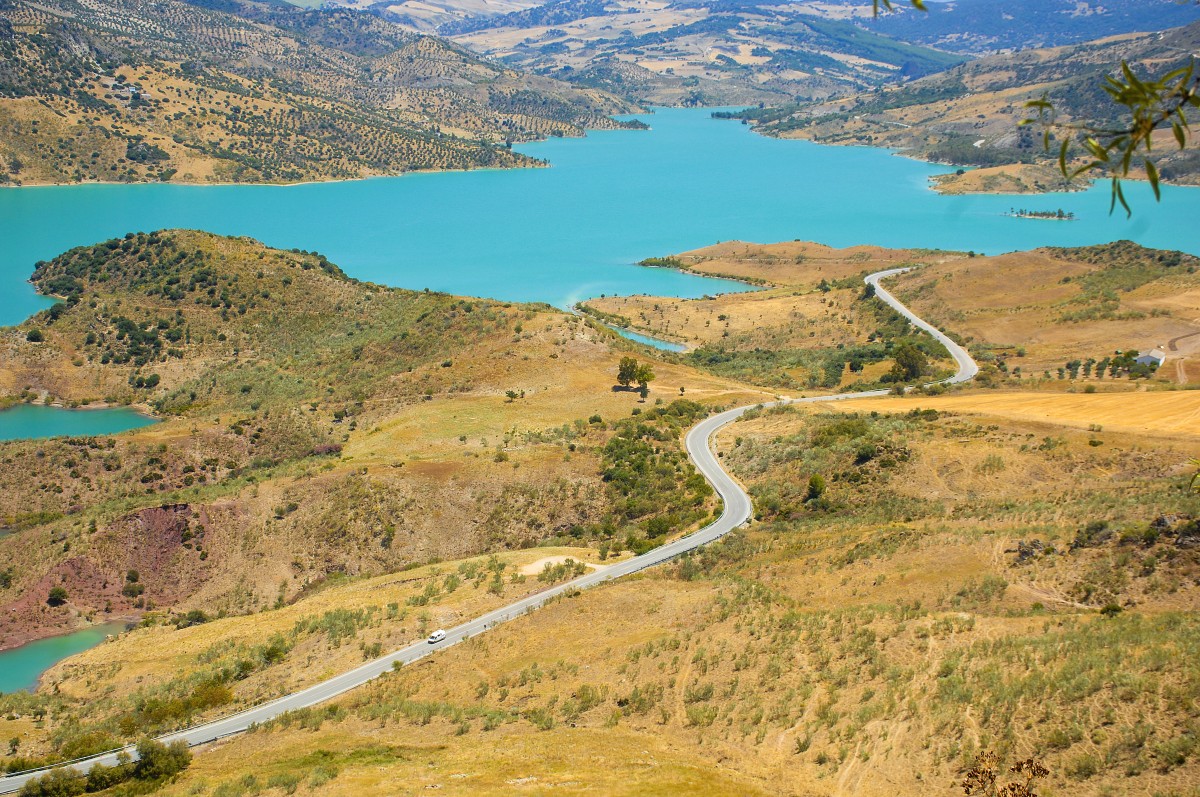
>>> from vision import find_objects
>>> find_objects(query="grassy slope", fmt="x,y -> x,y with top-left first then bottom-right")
0,230 -> 770,650
0,0 -> 638,185
446,0 -> 967,108
69,394 -> 1200,797
588,241 -> 963,391
884,240 -> 1200,381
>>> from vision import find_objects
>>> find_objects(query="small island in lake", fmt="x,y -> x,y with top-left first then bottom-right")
1006,207 -> 1077,221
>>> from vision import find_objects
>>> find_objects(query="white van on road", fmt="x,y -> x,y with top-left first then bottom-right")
427,629 -> 447,644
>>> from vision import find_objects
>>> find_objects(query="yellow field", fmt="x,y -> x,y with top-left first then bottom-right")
829,389 -> 1200,440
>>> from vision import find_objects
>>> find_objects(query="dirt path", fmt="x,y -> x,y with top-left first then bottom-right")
518,555 -> 605,577
1167,330 -> 1200,352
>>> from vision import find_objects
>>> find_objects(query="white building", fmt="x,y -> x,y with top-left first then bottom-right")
1136,348 -> 1166,367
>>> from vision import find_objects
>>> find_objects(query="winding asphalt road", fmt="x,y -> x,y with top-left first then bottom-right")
0,267 -> 975,793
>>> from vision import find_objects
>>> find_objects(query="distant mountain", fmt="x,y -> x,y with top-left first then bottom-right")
437,0 -> 971,106
0,0 -> 639,185
362,0 -> 548,35
866,0 -> 1200,54
720,20 -> 1200,190
387,0 -> 1200,107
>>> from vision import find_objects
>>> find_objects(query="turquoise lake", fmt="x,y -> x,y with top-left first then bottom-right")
0,404 -> 156,441
4,107 -> 1200,327
0,623 -> 128,694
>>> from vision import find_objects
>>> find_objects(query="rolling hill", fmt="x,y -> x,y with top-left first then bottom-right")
442,0 -> 971,106
428,0 -> 1200,107
720,20 -> 1200,191
0,0 -> 640,185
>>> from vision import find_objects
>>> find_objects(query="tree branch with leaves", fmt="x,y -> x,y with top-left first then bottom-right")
873,0 -> 1199,215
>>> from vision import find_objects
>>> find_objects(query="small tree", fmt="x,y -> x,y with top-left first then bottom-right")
617,356 -> 639,388
806,473 -> 826,502
47,586 -> 68,606
889,342 -> 927,382
504,390 -> 519,403
635,362 -> 655,390
134,738 -> 191,781
25,328 -> 44,343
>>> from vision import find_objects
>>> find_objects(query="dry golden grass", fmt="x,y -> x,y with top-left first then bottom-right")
930,163 -> 1087,195
42,546 -> 610,708
585,241 -> 968,360
827,389 -> 1200,441
886,247 -> 1200,378
0,230 -> 773,650
16,373 -> 1200,797
160,715 -> 775,796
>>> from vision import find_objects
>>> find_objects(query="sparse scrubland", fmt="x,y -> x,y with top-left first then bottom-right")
4,232 -> 1200,795
30,394 -> 1195,796
589,238 -> 1200,387
721,21 -> 1200,191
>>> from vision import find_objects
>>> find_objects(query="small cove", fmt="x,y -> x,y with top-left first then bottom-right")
0,623 -> 129,694
0,404 -> 157,442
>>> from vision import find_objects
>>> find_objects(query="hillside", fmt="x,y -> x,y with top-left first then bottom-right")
12,389 -> 1198,796
885,240 -> 1200,383
0,0 -> 640,185
429,0 -> 1200,108
0,230 -> 769,651
443,0 -> 970,106
585,239 -> 1200,389
865,0 -> 1200,55
721,21 -> 1200,191
4,234 -> 1200,794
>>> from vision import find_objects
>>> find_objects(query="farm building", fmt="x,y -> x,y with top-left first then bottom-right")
1135,348 -> 1166,367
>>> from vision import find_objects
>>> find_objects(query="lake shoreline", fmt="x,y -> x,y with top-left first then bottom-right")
0,617 -> 136,656
4,107 -> 1199,330
0,160 -> 554,190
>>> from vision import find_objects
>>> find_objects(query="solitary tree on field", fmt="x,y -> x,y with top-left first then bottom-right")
617,356 -> 639,388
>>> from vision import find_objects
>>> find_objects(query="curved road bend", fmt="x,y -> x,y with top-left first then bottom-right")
0,267 -> 976,794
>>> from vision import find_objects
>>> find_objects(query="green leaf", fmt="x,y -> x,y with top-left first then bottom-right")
1110,178 -> 1131,218
1146,160 -> 1161,202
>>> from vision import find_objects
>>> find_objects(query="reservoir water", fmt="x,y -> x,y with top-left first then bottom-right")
3,108 -> 1200,327
0,404 -> 156,441
0,623 -> 128,694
